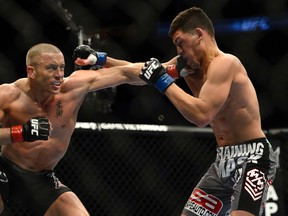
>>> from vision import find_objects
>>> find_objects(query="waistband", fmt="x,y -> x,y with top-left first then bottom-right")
0,155 -> 53,176
216,137 -> 270,160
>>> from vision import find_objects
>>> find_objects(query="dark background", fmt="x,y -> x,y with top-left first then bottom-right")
4,128 -> 286,216
1,0 -> 288,129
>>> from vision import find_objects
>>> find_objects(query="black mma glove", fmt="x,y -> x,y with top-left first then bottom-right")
72,45 -> 107,66
140,58 -> 175,93
166,56 -> 193,79
11,117 -> 50,142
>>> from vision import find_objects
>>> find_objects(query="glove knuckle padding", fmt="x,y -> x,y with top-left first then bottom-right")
23,117 -> 50,141
171,56 -> 193,78
72,45 -> 106,66
176,56 -> 186,71
72,45 -> 95,62
39,118 -> 50,137
140,58 -> 175,93
141,59 -> 163,84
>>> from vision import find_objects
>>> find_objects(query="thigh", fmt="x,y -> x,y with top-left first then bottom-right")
181,164 -> 233,216
11,169 -> 71,215
44,191 -> 89,216
231,142 -> 278,215
182,187 -> 232,216
231,162 -> 272,216
0,171 -> 9,204
0,157 -> 11,210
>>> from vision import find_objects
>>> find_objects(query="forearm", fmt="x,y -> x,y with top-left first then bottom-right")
104,57 -> 132,68
105,56 -> 179,68
0,128 -> 13,145
165,85 -> 210,127
122,63 -> 146,85
162,55 -> 179,67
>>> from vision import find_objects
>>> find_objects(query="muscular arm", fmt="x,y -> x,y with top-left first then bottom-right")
104,56 -> 179,68
164,55 -> 236,127
73,45 -> 179,70
0,84 -> 19,144
162,56 -> 179,67
0,109 -> 12,145
70,52 -> 181,99
0,128 -> 13,145
65,63 -> 145,93
104,57 -> 131,67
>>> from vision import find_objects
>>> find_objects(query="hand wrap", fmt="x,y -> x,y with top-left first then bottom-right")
11,117 -> 50,142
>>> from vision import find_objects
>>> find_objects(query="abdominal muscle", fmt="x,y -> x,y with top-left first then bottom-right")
211,119 -> 265,147
1,136 -> 70,172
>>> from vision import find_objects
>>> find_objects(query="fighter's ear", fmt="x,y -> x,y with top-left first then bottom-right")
195,28 -> 204,38
27,65 -> 36,78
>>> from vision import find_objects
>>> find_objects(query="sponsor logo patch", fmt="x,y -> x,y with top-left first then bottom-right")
184,188 -> 223,216
244,168 -> 266,201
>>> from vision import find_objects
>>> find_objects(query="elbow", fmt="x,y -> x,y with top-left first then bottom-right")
194,119 -> 210,128
179,102 -> 214,128
187,114 -> 211,128
193,107 -> 214,128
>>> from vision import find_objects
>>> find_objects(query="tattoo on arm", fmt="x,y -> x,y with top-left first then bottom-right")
56,100 -> 63,118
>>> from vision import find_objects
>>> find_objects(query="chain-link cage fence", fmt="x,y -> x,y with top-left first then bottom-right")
2,124 -> 286,216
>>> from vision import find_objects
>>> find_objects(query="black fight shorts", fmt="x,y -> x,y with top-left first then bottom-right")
0,156 -> 71,215
182,138 -> 278,216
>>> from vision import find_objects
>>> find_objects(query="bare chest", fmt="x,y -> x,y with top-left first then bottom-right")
2,95 -> 76,129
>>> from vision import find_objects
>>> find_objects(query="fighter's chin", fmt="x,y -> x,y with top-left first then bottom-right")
50,84 -> 62,94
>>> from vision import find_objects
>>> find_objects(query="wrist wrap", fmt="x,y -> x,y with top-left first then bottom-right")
11,125 -> 23,143
96,52 -> 107,66
155,73 -> 175,94
166,65 -> 179,79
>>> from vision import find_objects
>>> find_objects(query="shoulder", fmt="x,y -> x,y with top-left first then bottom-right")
0,80 -> 24,97
210,53 -> 244,75
60,70 -> 93,93
213,53 -> 241,67
206,53 -> 246,85
0,80 -> 24,107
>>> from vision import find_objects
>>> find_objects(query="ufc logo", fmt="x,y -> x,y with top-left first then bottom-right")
144,60 -> 158,79
31,119 -> 39,136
